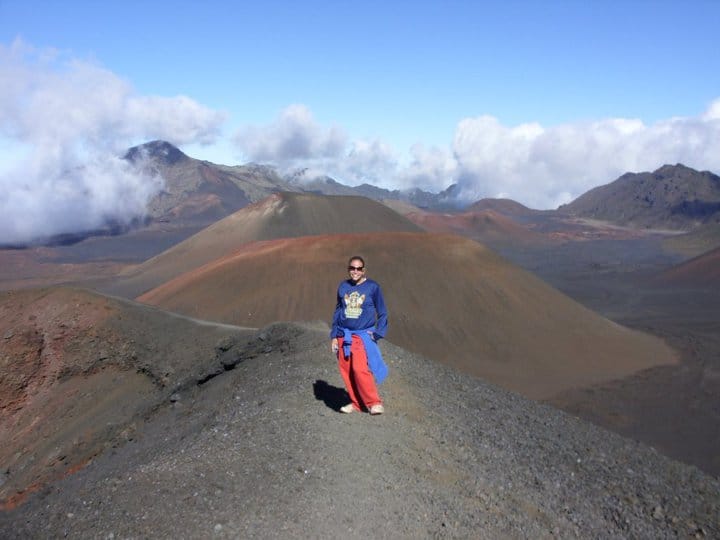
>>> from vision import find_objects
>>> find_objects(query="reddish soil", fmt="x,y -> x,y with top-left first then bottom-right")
0,249 -> 129,291
137,231 -> 677,399
0,286 -> 255,508
2,192 -> 716,487
108,192 -> 422,298
652,246 -> 720,288
405,208 -> 550,246
0,288 -> 147,507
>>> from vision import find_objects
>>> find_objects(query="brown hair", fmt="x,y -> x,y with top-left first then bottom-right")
348,255 -> 365,267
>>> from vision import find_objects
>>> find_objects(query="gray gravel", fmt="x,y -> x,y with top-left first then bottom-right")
1,322 -> 718,539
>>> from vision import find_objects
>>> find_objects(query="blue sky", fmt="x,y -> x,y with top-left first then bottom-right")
1,0 -> 720,241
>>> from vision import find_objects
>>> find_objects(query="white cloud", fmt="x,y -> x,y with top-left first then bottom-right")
125,95 -> 226,146
452,100 -> 720,208
702,98 -> 720,121
396,144 -> 457,192
238,100 -> 720,210
234,104 -> 346,163
0,154 -> 162,244
234,105 -> 402,187
0,39 -> 226,244
343,139 -> 398,185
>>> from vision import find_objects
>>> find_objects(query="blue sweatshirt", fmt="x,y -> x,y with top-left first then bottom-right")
331,278 -> 388,339
331,278 -> 389,384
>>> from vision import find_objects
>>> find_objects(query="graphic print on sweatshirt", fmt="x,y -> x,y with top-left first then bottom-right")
344,291 -> 365,319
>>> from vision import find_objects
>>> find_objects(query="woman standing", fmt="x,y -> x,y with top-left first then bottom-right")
330,255 -> 389,414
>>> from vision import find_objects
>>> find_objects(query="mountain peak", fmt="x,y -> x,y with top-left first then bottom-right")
561,163 -> 720,229
124,140 -> 189,165
653,163 -> 696,177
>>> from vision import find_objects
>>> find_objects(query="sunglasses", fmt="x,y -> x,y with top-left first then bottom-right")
347,266 -> 364,271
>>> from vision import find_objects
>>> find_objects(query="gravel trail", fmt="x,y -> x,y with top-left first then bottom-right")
1,323 -> 718,539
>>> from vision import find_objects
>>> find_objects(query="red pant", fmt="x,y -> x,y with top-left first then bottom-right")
337,335 -> 382,410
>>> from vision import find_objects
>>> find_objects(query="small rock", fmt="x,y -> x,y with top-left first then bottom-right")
215,337 -> 234,352
169,393 -> 181,403
652,506 -> 664,520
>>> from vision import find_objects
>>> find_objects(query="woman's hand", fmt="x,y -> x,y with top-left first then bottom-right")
331,338 -> 339,353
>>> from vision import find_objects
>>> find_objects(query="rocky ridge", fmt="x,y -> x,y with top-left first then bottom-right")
560,164 -> 720,230
125,141 -> 298,225
127,140 -> 459,230
0,287 -> 258,509
1,317 -> 718,538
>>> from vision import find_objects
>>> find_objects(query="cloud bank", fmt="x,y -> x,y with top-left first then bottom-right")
234,100 -> 720,209
0,39 -> 226,244
234,104 -> 346,163
451,106 -> 720,208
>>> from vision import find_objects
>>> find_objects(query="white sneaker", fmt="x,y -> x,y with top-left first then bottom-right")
340,403 -> 356,413
369,404 -> 384,415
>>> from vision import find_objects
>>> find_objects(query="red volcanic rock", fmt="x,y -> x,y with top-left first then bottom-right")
0,286 -> 253,508
0,288 -> 141,508
404,208 -> 550,247
653,246 -> 720,288
111,192 -> 422,298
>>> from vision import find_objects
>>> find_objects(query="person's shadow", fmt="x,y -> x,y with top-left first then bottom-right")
313,380 -> 350,412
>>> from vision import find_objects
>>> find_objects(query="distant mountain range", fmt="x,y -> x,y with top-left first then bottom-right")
126,140 -> 457,228
5,140 -> 717,250
132,142 -> 720,234
559,164 -> 720,230
284,168 -> 459,209
125,141 -> 293,224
